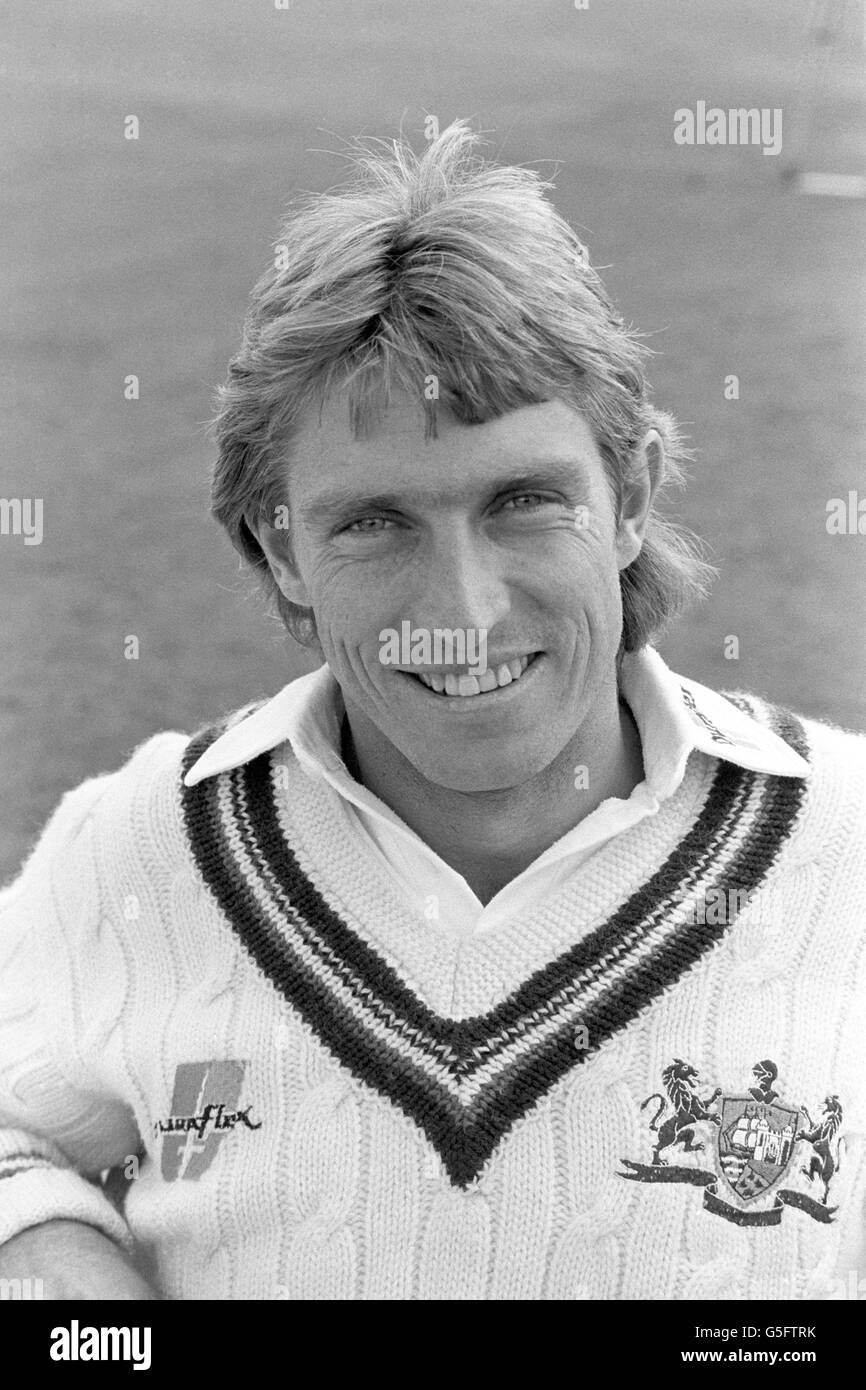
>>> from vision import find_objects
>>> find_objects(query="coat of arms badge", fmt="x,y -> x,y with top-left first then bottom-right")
618,1058 -> 843,1226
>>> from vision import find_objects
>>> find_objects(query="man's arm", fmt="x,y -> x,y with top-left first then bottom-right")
0,1220 -> 159,1300
0,773 -> 157,1294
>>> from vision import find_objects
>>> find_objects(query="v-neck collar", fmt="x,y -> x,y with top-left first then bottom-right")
179,706 -> 809,1188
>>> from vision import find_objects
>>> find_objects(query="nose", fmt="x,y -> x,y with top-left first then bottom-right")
411,521 -> 511,636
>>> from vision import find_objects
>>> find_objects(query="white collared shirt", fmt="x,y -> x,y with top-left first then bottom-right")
184,646 -> 808,936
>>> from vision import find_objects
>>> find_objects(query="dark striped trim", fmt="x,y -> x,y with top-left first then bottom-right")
0,1158 -> 57,1180
722,691 -> 811,763
180,707 -> 809,1188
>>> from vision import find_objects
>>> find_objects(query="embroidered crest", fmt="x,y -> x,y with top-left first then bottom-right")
619,1059 -> 843,1225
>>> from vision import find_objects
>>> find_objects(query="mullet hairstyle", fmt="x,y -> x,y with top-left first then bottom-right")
212,120 -> 714,652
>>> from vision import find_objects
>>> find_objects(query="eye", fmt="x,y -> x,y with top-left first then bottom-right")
341,516 -> 394,535
501,493 -> 549,511
500,492 -> 566,515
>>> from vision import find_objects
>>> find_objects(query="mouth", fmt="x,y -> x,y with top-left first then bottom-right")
402,652 -> 542,700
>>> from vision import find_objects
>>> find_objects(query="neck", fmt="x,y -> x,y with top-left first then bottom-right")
340,690 -> 645,906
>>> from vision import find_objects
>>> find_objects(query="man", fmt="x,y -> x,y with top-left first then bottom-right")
1,122 -> 864,1301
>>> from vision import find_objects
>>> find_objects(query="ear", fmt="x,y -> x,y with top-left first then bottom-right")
615,429 -> 664,571
248,512 -> 311,608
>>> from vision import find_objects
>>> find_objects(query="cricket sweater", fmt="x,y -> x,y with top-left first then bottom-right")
1,678 -> 865,1300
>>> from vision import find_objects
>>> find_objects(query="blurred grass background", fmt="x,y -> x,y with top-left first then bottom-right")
1,0 -> 864,879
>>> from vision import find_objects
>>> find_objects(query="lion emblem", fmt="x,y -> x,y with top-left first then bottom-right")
641,1058 -> 721,1166
796,1095 -> 844,1205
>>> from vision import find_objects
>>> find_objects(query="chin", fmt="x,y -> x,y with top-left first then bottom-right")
405,743 -> 554,793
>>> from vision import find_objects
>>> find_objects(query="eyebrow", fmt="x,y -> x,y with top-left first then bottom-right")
298,459 -> 593,527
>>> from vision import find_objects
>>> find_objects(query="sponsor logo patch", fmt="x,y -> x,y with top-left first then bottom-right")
154,1060 -> 262,1181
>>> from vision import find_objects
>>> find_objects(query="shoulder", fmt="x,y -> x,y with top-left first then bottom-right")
1,731 -> 188,904
721,688 -> 866,858
722,687 -> 866,769
3,700 -> 269,898
83,699 -> 272,848
795,708 -> 866,764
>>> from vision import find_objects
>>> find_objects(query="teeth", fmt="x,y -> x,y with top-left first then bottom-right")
415,653 -> 534,697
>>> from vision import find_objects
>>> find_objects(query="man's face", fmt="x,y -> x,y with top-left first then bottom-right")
262,391 -> 649,792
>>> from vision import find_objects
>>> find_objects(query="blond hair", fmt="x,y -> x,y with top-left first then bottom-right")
212,120 -> 713,650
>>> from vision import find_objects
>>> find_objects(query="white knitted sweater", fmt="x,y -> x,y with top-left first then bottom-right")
1,694 -> 864,1300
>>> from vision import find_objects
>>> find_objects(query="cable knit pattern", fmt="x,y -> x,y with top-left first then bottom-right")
0,698 -> 865,1300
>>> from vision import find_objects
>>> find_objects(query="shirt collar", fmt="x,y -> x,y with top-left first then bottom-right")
183,646 -> 810,792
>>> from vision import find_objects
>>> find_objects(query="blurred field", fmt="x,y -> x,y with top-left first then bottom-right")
1,0 -> 865,879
